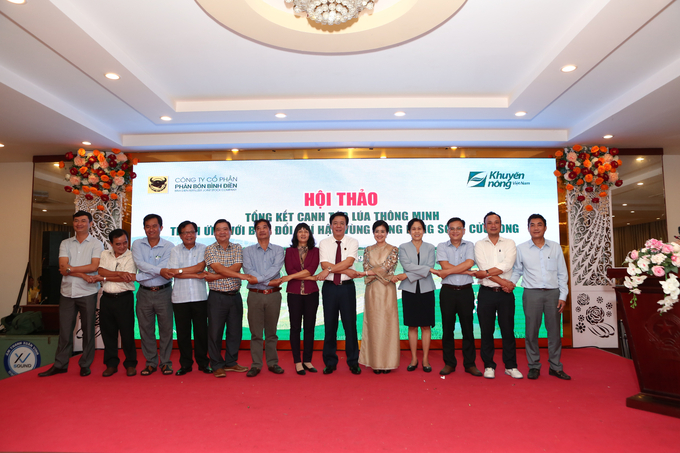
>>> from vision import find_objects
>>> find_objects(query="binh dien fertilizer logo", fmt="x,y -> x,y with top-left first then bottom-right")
467,171 -> 530,189
4,341 -> 41,376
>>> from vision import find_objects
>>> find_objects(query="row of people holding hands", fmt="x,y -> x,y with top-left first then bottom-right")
39,210 -> 570,382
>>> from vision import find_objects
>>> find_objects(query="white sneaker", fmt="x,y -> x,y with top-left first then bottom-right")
505,368 -> 524,379
483,367 -> 495,379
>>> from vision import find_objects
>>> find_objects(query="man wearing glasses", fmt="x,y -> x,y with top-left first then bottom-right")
163,220 -> 211,376
433,217 -> 482,377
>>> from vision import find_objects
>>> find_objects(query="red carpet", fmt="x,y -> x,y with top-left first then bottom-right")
2,348 -> 678,453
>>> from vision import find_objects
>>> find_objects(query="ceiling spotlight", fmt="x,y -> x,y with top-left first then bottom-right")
603,134 -> 613,139
82,141 -> 91,145
105,73 -> 120,80
380,155 -> 386,159
231,148 -> 239,152
0,143 -> 5,147
450,146 -> 458,150
515,111 -> 527,117
636,157 -> 645,161
7,0 -> 27,4
275,113 -> 287,118
561,65 -> 577,73
160,116 -> 172,121
630,211 -> 635,213
637,182 -> 644,186
622,204 -> 627,206
394,111 -> 406,117
42,209 -> 47,212
53,163 -> 59,167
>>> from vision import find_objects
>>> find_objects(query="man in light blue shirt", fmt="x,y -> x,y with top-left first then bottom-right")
434,217 -> 482,377
39,211 -> 103,377
167,220 -> 211,376
511,214 -> 570,380
131,213 -> 174,376
242,219 -> 285,377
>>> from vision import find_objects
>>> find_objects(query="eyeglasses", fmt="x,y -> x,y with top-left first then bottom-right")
180,230 -> 197,235
449,227 -> 464,232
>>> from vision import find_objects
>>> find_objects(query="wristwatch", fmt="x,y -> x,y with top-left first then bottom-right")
178,269 -> 183,274
67,267 -> 71,274
103,277 -> 107,282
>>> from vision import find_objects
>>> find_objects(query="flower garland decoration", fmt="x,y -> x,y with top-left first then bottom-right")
623,239 -> 680,314
553,145 -> 623,211
60,148 -> 138,210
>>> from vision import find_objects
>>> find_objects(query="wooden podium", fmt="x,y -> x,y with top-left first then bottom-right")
608,268 -> 680,418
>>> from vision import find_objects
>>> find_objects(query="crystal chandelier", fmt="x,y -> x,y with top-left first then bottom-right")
285,0 -> 376,26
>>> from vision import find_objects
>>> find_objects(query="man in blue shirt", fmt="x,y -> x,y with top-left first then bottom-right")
131,213 -> 174,376
166,220 -> 211,376
39,211 -> 103,377
434,217 -> 482,377
511,214 -> 571,380
242,219 -> 285,377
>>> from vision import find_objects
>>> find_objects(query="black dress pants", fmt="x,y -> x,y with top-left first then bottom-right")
287,292 -> 319,363
476,286 -> 517,370
173,300 -> 209,369
440,285 -> 477,369
322,281 -> 359,368
100,291 -> 138,369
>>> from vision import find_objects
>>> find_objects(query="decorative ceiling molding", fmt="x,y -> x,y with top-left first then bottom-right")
195,0 -> 466,53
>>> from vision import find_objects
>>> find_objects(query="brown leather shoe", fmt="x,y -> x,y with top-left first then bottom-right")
213,367 -> 227,378
102,366 -> 118,377
465,366 -> 483,377
38,366 -> 67,377
224,364 -> 248,373
126,367 -> 136,377
439,365 -> 455,376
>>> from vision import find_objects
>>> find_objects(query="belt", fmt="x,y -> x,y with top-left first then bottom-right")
211,289 -> 240,296
103,290 -> 133,297
526,288 -> 558,291
480,285 -> 504,292
324,280 -> 355,286
140,282 -> 172,291
442,283 -> 472,291
249,287 -> 282,295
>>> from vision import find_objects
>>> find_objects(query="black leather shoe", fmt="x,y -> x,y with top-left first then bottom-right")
199,366 -> 213,374
175,367 -> 192,376
80,367 -> 91,377
373,369 -> 382,374
549,369 -> 571,380
423,365 -> 432,373
528,368 -> 540,380
349,365 -> 361,375
38,366 -> 67,377
296,368 -> 306,375
268,364 -> 285,374
246,367 -> 260,377
323,366 -> 336,375
383,370 -> 391,374
406,361 -> 419,372
302,363 -> 318,373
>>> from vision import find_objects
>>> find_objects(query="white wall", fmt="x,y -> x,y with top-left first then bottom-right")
663,151 -> 680,244
0,162 -> 34,317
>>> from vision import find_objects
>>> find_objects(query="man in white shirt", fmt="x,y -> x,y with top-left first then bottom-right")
98,229 -> 138,377
316,212 -> 361,375
473,211 -> 522,380
39,211 -> 103,377
511,214 -> 571,380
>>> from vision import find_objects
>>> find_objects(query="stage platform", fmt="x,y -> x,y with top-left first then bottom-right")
1,348 -> 678,453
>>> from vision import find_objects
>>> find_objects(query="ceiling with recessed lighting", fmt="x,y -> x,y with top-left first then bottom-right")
1,0 -> 680,161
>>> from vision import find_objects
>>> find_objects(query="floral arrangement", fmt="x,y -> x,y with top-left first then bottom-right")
60,148 -> 138,210
623,239 -> 680,314
553,145 -> 623,211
